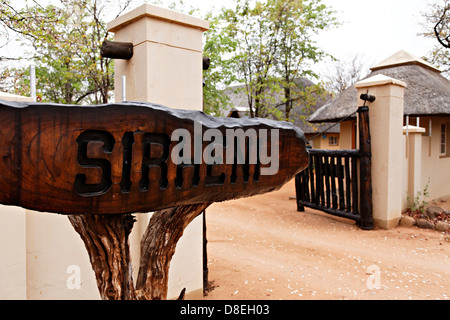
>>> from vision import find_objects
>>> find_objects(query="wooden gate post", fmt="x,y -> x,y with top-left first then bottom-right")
357,106 -> 374,230
295,173 -> 305,212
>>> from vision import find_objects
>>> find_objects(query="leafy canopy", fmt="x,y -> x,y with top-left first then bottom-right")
203,0 -> 338,120
0,0 -> 131,104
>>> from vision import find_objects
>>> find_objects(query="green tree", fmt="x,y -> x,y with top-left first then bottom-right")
274,0 -> 337,121
223,0 -> 283,118
202,11 -> 238,116
204,0 -> 338,119
0,0 -> 131,104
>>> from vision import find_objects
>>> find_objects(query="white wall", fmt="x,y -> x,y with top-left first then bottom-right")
1,4 -> 209,300
0,205 -> 26,299
401,118 -> 450,211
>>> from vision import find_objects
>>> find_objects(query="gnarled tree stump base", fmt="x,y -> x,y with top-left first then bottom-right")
68,202 -> 210,300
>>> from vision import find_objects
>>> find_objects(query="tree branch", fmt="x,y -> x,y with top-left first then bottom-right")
136,203 -> 211,300
68,214 -> 137,300
434,4 -> 450,48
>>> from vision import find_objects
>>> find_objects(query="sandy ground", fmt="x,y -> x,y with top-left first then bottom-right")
203,179 -> 450,300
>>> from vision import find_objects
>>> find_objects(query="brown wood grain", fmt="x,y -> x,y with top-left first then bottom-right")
0,100 -> 308,215
357,106 -> 374,230
100,40 -> 133,60
68,214 -> 137,300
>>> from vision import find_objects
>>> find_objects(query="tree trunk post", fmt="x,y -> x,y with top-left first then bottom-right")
68,214 -> 137,300
357,106 -> 374,230
68,203 -> 210,300
135,203 -> 211,300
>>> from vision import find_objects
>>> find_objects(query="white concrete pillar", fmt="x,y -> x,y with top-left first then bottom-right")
0,93 -> 100,299
355,74 -> 407,229
25,211 -> 99,299
107,4 -> 209,300
108,4 -> 209,110
403,125 -> 426,204
0,205 -> 26,299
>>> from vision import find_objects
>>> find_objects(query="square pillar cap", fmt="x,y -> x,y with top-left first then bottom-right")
355,74 -> 407,89
107,4 -> 209,33
403,125 -> 426,134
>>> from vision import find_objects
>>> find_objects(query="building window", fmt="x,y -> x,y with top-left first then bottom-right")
329,136 -> 338,146
441,123 -> 447,156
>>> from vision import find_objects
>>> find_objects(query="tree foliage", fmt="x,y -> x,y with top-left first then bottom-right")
202,11 -> 239,116
274,0 -> 337,120
432,0 -> 450,49
0,0 -> 131,104
421,0 -> 450,77
0,0 -> 337,116
203,0 -> 338,120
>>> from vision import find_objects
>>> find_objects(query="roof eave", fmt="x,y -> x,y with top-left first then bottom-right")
308,116 -> 357,124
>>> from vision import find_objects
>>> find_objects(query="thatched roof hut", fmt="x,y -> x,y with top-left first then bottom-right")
309,50 -> 450,123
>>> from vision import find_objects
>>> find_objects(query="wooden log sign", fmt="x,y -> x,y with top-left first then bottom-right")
0,100 -> 308,215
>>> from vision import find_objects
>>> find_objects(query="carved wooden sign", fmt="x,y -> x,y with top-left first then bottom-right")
0,100 -> 308,215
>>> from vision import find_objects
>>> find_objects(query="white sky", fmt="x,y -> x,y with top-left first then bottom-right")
1,0 -> 442,79
183,0 -> 439,58
316,0 -> 438,69
146,0 -> 441,78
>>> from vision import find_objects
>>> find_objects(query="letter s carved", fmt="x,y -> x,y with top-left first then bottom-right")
74,130 -> 115,196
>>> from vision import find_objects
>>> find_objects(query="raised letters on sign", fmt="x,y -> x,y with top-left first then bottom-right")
0,100 -> 308,215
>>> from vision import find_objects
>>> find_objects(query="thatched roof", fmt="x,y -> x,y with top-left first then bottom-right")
224,78 -> 339,134
309,50 -> 450,123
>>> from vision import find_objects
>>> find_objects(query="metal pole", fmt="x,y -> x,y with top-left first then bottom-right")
405,116 -> 409,136
202,211 -> 208,293
429,119 -> 432,137
30,65 -> 36,102
429,119 -> 432,157
405,116 -> 409,158
122,75 -> 126,102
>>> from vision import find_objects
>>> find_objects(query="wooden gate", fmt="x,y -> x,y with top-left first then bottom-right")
295,106 -> 374,230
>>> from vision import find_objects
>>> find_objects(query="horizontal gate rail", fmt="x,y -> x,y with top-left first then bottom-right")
296,150 -> 361,222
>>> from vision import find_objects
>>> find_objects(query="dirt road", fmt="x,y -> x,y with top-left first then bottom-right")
203,180 -> 450,300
